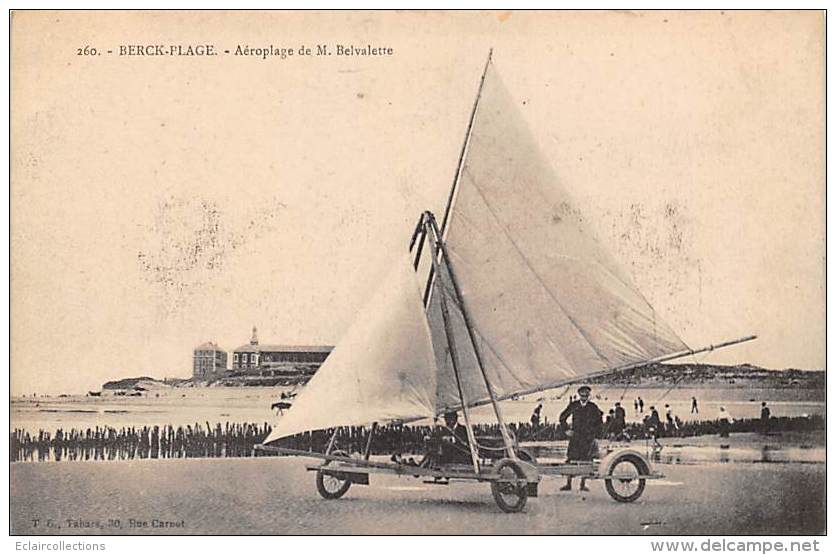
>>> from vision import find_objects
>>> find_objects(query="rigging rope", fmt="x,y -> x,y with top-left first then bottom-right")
618,381 -> 632,402
654,346 -> 713,404
654,369 -> 689,403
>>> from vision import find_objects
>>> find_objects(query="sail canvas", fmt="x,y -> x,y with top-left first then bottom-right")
267,59 -> 691,440
264,254 -> 439,442
433,61 -> 690,404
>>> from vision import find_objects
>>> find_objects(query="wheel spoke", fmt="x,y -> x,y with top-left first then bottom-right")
491,460 -> 528,513
604,455 -> 647,502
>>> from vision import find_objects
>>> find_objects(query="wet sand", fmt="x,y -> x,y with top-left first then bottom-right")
11,385 -> 826,435
11,451 -> 824,535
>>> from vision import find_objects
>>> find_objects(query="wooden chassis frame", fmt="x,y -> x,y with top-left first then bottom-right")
255,444 -> 662,482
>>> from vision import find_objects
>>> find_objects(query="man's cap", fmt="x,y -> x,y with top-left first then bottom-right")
443,411 -> 458,420
577,385 -> 591,394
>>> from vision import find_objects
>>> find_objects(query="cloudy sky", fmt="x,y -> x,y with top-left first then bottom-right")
11,11 -> 824,394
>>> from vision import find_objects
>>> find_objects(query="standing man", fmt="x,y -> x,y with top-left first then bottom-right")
646,406 -> 662,448
638,397 -> 645,413
760,402 -> 771,434
559,385 -> 603,492
691,396 -> 699,414
718,406 -> 732,438
665,404 -> 679,436
530,403 -> 543,429
613,401 -> 627,439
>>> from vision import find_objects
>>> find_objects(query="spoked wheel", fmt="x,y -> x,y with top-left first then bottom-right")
604,453 -> 648,503
316,450 -> 352,500
491,459 -> 528,513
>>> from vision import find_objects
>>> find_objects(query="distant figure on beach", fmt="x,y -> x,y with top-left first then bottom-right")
691,396 -> 699,414
638,397 -> 645,413
634,398 -> 639,414
611,402 -> 626,439
645,406 -> 662,448
647,406 -> 661,430
718,406 -> 733,438
760,402 -> 771,434
530,403 -> 543,428
665,404 -> 679,436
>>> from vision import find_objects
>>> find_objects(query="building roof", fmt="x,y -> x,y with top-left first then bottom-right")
233,344 -> 334,354
194,342 -> 224,351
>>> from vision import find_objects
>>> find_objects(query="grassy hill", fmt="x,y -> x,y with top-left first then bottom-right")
589,362 -> 824,388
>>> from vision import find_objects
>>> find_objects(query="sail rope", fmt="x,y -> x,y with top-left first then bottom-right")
653,372 -> 687,403
653,346 -> 712,403
618,381 -> 632,401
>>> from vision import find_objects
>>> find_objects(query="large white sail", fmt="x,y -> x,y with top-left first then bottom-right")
435,62 -> 689,404
265,59 -> 692,441
264,254 -> 439,442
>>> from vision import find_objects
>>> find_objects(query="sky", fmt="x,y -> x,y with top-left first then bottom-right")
10,11 -> 825,395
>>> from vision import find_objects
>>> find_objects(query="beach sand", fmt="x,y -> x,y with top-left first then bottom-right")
11,444 -> 824,535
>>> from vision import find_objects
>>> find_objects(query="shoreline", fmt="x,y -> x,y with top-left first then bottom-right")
10,379 -> 828,400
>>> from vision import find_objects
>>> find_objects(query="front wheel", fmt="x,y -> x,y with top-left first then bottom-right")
316,450 -> 352,500
491,459 -> 528,513
604,453 -> 647,503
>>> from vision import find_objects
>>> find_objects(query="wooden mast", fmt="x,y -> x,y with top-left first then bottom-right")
423,49 -> 493,307
426,213 -> 517,460
424,213 -> 482,473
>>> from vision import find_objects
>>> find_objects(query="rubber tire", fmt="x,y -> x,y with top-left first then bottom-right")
604,453 -> 647,503
491,459 -> 528,513
316,450 -> 352,500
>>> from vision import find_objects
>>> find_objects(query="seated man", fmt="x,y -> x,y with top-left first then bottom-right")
439,411 -> 472,465
419,411 -> 473,468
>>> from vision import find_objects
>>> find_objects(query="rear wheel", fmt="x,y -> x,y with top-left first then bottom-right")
491,459 -> 528,513
604,453 -> 647,503
316,450 -> 352,500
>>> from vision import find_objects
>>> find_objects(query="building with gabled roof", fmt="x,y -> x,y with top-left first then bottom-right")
231,326 -> 333,371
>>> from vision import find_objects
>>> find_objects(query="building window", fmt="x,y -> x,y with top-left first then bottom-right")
233,353 -> 239,367
252,354 -> 258,367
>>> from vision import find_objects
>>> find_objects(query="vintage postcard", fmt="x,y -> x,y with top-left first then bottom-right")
9,10 -> 825,537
